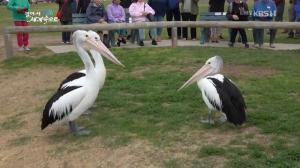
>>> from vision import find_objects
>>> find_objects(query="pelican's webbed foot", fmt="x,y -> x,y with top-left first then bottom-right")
69,121 -> 90,136
217,113 -> 227,124
201,112 -> 215,124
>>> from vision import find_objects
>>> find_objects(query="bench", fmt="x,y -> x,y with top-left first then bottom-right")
199,12 -> 227,44
72,13 -> 87,24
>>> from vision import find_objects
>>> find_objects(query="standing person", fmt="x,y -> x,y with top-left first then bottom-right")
295,0 -> 300,36
287,0 -> 297,38
148,0 -> 168,42
129,0 -> 157,46
120,0 -> 132,41
252,0 -> 276,48
166,0 -> 181,39
86,0 -> 110,47
209,0 -> 225,42
180,0 -> 199,40
77,0 -> 91,13
107,0 -> 127,46
7,0 -> 31,51
274,0 -> 285,21
56,0 -> 72,44
226,0 -> 250,48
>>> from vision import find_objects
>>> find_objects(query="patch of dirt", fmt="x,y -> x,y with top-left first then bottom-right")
0,66 -> 164,168
0,66 -> 274,168
130,66 -> 152,79
223,64 -> 278,77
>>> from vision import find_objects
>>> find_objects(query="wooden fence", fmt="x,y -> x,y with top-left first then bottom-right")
2,21 -> 300,59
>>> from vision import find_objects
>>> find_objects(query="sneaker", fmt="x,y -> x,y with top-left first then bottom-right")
138,40 -> 144,46
18,46 -> 24,51
117,39 -> 121,47
228,42 -> 234,47
253,43 -> 258,48
152,39 -> 157,45
121,38 -> 126,44
65,41 -> 71,44
269,43 -> 275,48
244,44 -> 249,48
24,46 -> 31,51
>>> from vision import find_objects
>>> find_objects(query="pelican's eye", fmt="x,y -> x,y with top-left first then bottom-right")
95,37 -> 98,40
86,34 -> 89,38
208,62 -> 211,64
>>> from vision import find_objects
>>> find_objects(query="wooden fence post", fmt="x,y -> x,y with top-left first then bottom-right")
3,33 -> 14,59
171,27 -> 177,48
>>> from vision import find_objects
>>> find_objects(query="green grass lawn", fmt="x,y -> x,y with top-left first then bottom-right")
1,47 -> 299,167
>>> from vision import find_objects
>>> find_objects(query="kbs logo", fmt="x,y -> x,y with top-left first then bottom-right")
252,10 -> 276,17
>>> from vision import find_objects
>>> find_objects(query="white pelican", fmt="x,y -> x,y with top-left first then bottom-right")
58,30 -> 114,90
178,56 -> 246,125
41,30 -> 124,135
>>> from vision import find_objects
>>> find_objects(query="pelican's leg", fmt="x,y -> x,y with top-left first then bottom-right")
68,121 -> 90,136
201,110 -> 215,124
218,113 -> 227,124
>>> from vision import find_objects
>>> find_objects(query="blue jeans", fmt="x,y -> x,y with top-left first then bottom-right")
153,15 -> 164,36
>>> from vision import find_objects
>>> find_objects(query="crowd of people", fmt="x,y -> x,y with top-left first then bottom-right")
6,0 -> 300,51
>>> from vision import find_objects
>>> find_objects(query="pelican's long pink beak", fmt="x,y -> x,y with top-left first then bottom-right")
85,38 -> 124,67
178,64 -> 214,91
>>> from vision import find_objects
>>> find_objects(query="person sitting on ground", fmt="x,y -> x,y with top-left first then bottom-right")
226,0 -> 250,48
107,0 -> 127,47
252,0 -> 276,48
86,0 -> 110,47
129,0 -> 157,46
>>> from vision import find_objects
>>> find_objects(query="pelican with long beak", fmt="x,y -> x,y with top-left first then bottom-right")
41,30 -> 124,135
178,56 -> 246,125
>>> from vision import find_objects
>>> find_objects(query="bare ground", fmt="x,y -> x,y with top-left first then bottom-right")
0,35 -> 278,167
0,64 -> 275,168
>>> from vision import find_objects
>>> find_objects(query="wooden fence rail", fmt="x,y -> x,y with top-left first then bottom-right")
2,21 -> 300,59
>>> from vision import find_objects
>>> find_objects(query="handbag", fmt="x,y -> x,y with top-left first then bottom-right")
144,3 -> 154,22
56,0 -> 67,19
146,13 -> 154,22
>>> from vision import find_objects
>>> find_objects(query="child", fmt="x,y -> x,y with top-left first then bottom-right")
7,0 -> 31,51
226,0 -> 250,48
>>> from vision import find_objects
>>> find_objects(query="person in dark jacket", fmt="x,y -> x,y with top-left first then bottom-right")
56,0 -> 72,44
166,0 -> 181,39
148,0 -> 168,42
209,0 -> 225,42
77,0 -> 90,13
226,0 -> 249,48
86,0 -> 110,47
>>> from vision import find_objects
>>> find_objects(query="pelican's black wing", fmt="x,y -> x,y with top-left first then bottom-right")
41,86 -> 84,130
58,72 -> 86,90
208,76 -> 247,125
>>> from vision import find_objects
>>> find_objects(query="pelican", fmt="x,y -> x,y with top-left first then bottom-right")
41,30 -> 124,135
178,56 -> 246,125
58,31 -> 112,90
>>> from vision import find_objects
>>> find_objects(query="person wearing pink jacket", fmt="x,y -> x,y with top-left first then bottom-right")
129,0 -> 157,46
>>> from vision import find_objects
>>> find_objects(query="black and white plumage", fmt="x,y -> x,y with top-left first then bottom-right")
41,30 -> 124,135
178,56 -> 246,125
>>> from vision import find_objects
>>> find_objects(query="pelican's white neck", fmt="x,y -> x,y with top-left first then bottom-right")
74,41 -> 94,74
